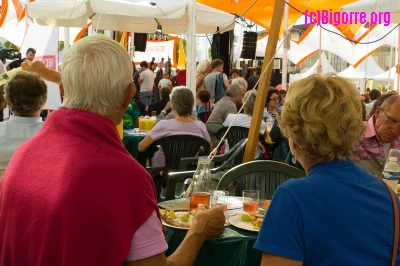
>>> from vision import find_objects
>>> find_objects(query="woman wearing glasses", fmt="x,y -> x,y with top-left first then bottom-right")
264,88 -> 281,123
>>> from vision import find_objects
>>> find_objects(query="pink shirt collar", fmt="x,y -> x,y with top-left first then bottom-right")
364,115 -> 378,139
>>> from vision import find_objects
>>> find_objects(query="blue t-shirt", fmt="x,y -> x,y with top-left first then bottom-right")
254,158 -> 400,265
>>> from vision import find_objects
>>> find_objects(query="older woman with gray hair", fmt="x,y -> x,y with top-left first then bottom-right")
254,74 -> 399,266
139,86 -> 212,167
222,89 -> 266,159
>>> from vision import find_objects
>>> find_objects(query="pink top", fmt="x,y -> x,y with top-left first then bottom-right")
352,115 -> 400,177
126,211 -> 168,261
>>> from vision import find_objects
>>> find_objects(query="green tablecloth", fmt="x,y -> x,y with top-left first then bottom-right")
159,198 -> 263,266
122,130 -> 146,158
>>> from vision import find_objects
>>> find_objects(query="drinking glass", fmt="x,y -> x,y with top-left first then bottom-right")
242,190 -> 259,214
210,190 -> 228,213
151,111 -> 157,118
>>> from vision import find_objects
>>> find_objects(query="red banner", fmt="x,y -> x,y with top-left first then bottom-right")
36,55 -> 57,70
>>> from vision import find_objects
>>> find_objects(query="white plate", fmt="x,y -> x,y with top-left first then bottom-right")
161,218 -> 190,230
228,215 -> 259,232
161,211 -> 229,230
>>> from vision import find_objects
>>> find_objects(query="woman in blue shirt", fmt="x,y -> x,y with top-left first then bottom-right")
254,74 -> 400,266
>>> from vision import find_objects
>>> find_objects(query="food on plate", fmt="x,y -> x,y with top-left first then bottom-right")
241,214 -> 251,222
240,212 -> 265,230
250,213 -> 265,228
159,208 -> 196,228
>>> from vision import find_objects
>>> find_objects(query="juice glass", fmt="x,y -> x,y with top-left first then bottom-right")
242,190 -> 259,214
190,192 -> 210,210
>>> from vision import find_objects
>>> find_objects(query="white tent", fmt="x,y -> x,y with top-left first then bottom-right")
26,0 -> 235,34
370,66 -> 396,80
338,56 -> 385,81
289,52 -> 336,82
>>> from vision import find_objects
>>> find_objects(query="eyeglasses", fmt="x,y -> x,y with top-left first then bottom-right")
269,97 -> 280,101
382,110 -> 400,130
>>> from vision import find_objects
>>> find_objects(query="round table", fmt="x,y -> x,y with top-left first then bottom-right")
159,197 -> 263,266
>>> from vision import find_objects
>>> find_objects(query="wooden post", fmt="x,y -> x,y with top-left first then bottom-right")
243,0 -> 286,163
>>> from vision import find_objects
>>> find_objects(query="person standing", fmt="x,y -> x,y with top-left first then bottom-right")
165,57 -> 172,74
138,61 -> 155,106
203,59 -> 230,104
159,58 -> 165,70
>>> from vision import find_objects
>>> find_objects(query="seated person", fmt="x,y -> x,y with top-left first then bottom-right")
139,86 -> 213,168
158,72 -> 172,90
228,69 -> 240,84
148,86 -> 170,116
222,90 -> 266,159
270,117 -> 289,161
352,94 -> 400,177
134,90 -> 149,116
206,83 -> 245,148
123,101 -> 140,129
1,34 -> 225,265
196,89 -> 215,123
0,72 -> 47,174
255,74 -> 399,265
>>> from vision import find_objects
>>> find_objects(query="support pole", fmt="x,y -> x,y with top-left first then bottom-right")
282,0 -> 288,90
388,46 -> 393,88
397,27 -> 400,93
243,0 -> 286,163
317,25 -> 322,75
64,27 -> 70,54
186,0 -> 197,104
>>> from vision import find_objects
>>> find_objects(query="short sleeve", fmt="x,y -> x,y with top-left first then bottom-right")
139,72 -> 145,80
254,186 -> 304,261
198,122 -> 211,142
125,210 -> 168,261
223,74 -> 228,80
148,121 -> 167,140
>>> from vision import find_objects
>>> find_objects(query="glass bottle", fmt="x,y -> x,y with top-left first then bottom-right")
189,157 -> 214,210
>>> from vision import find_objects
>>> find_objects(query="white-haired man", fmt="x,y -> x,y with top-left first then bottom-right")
0,34 -> 225,266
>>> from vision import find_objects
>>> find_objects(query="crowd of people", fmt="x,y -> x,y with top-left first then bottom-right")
0,34 -> 399,265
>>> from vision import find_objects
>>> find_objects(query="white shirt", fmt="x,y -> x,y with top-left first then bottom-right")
159,78 -> 171,88
0,61 -> 6,74
223,113 -> 267,158
139,69 -> 155,92
0,115 -> 44,170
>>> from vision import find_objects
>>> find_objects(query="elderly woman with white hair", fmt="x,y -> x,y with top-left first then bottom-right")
254,74 -> 400,266
139,86 -> 213,168
195,59 -> 212,92
0,34 -> 225,266
222,89 -> 266,159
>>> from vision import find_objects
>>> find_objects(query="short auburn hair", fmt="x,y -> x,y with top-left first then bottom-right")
279,74 -> 365,163
6,72 -> 47,116
198,89 -> 211,103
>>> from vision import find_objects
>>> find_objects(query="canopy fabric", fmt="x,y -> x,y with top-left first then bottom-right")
255,23 -> 399,67
342,0 -> 400,23
289,52 -> 336,82
198,0 -> 361,40
338,56 -> 384,79
26,0 -> 235,34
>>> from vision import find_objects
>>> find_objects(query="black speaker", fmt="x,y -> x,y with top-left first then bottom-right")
134,33 -> 148,52
240,31 -> 257,59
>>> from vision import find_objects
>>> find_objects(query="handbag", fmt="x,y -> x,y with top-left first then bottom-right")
379,179 -> 399,266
